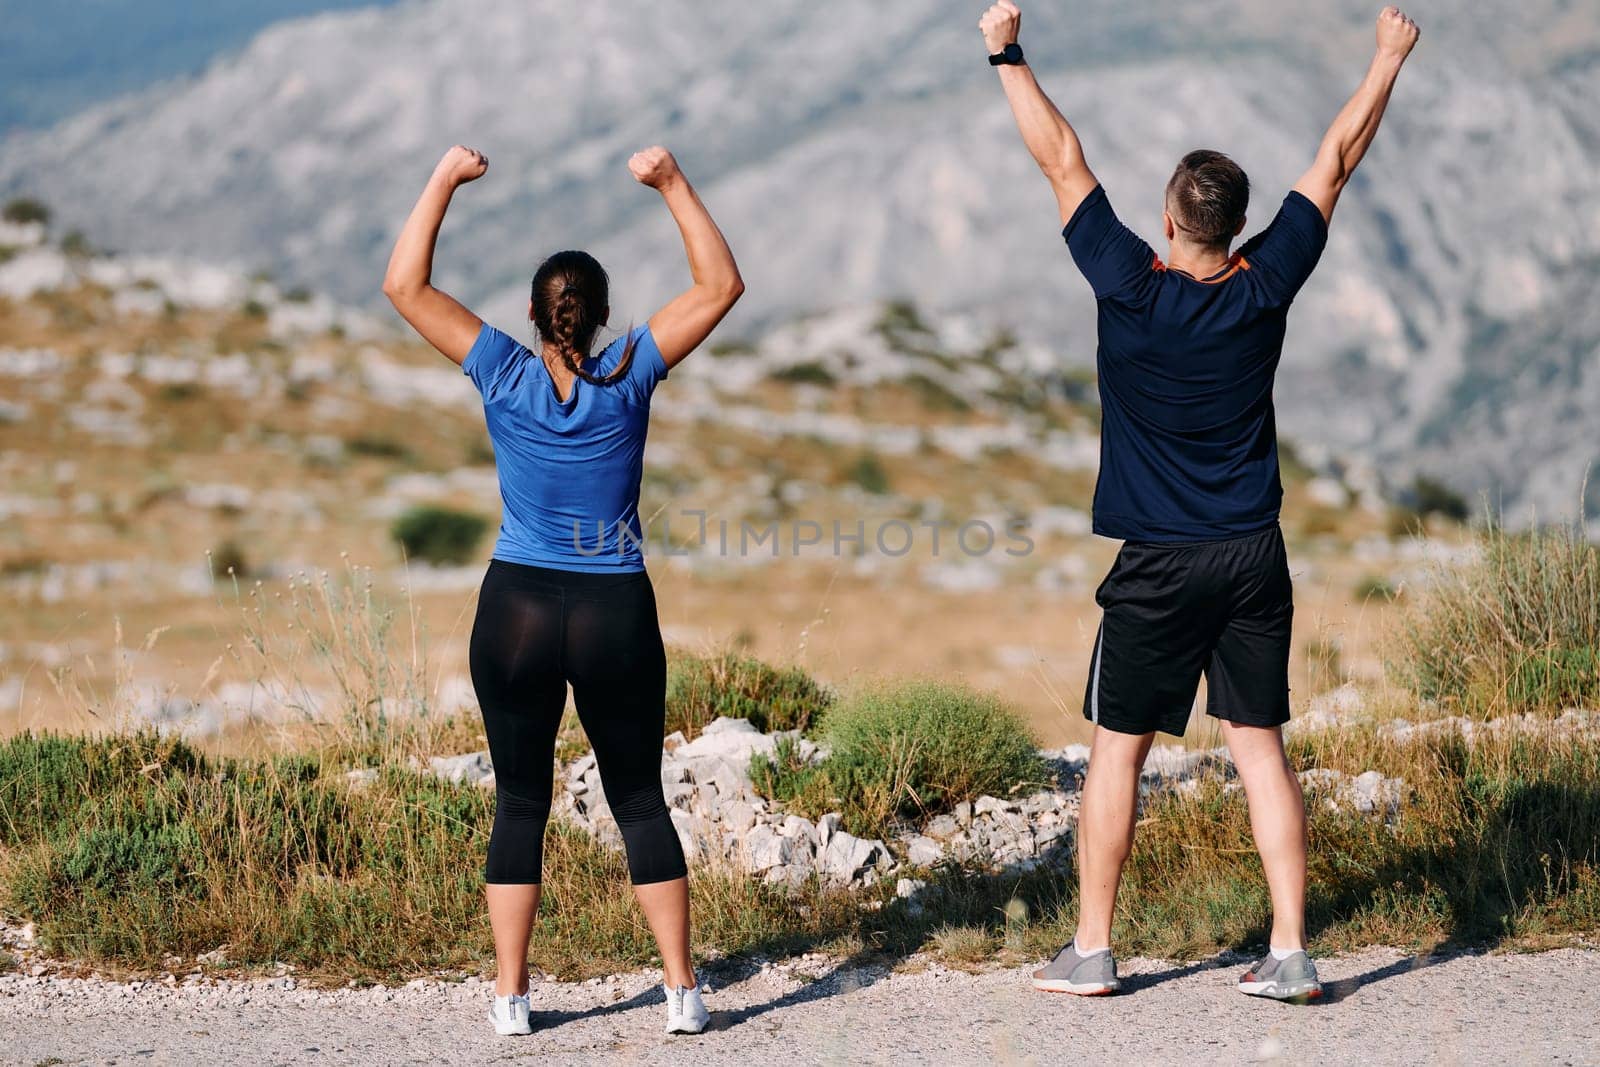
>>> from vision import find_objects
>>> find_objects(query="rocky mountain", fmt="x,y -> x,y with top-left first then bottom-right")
1,0 -> 1597,520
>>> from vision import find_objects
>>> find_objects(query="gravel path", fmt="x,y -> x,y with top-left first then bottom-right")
4,947 -> 1597,1065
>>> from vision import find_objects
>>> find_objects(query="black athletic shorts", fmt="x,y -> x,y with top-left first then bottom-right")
1083,524 -> 1293,737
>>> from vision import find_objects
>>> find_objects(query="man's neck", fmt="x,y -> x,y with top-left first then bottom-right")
1165,241 -> 1235,279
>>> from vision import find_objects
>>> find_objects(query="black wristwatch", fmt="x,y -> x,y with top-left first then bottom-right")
988,43 -> 1025,66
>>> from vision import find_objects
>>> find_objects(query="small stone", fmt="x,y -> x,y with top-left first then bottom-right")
742,825 -> 796,872
779,814 -> 815,840
722,800 -> 758,834
924,814 -> 961,840
428,751 -> 495,788
954,801 -> 973,827
973,795 -> 1016,817
816,812 -> 842,850
904,834 -> 944,867
344,768 -> 377,789
764,864 -> 811,892
820,831 -> 887,884
691,784 -> 721,817
895,877 -> 927,899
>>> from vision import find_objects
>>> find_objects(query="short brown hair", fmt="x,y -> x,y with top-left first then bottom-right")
1165,150 -> 1250,249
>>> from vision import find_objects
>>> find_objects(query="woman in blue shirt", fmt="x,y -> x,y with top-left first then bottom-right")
383,143 -> 743,1037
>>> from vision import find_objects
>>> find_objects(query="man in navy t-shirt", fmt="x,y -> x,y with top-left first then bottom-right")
980,1 -> 1421,1001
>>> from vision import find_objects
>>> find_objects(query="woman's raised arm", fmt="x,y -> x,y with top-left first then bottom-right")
381,145 -> 489,365
630,147 -> 744,370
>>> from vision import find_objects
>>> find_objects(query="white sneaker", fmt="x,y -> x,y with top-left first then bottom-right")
489,991 -> 533,1036
663,983 -> 709,1035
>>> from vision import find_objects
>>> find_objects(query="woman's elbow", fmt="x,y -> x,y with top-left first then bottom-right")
382,276 -> 421,307
722,274 -> 746,304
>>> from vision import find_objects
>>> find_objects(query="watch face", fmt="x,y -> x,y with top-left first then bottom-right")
1004,43 -> 1024,62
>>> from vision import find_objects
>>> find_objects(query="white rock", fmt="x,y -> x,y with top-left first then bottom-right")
676,717 -> 781,765
820,831 -> 888,884
895,877 -> 928,900
779,814 -> 815,840
904,835 -> 944,867
344,768 -> 378,790
742,825 -> 797,873
720,800 -> 757,834
763,864 -> 811,892
973,795 -> 1016,817
428,752 -> 495,788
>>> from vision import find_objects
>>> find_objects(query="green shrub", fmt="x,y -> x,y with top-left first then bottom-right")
59,230 -> 93,258
1354,574 -> 1398,602
0,731 -> 818,977
665,652 -> 833,739
2,197 -> 49,225
210,540 -> 250,580
771,361 -> 836,387
846,451 -> 891,495
392,506 -> 489,566
755,681 -> 1043,836
1407,475 -> 1471,524
346,433 -> 412,461
1398,521 -> 1600,715
875,299 -> 934,339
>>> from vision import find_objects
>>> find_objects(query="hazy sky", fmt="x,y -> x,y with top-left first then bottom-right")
0,0 -> 402,134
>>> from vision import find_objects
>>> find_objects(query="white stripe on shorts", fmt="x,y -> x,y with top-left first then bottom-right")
1090,622 -> 1104,725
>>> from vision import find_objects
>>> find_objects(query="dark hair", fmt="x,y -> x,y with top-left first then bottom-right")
1165,150 -> 1250,249
530,250 -> 635,385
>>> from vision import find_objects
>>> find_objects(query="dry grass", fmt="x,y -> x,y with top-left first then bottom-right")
1398,521 -> 1600,715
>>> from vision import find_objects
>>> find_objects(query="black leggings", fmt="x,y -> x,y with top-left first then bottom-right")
469,559 -> 686,886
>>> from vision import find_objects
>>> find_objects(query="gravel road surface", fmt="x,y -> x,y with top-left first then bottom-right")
4,947 -> 1597,1065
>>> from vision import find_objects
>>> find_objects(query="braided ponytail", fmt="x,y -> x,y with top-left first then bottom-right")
530,251 -> 637,386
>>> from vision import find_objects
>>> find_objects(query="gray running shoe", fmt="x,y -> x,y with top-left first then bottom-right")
1237,950 -> 1323,1002
1032,943 -> 1120,995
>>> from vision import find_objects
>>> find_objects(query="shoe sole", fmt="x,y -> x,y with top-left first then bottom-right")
491,1023 -> 533,1036
1238,980 -> 1323,1003
1032,978 -> 1120,996
665,1022 -> 709,1035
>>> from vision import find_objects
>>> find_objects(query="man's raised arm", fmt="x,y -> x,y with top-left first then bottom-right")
981,1 -> 1098,225
1294,6 -> 1421,224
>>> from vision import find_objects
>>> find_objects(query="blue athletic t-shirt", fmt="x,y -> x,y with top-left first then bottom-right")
463,323 -> 668,572
1063,185 -> 1328,543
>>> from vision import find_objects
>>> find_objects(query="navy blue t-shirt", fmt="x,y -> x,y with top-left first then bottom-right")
463,323 -> 668,571
1063,185 -> 1328,543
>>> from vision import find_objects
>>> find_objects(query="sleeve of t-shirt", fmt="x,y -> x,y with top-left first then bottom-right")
1237,191 -> 1329,306
461,323 -> 526,401
1062,185 -> 1156,303
613,324 -> 668,406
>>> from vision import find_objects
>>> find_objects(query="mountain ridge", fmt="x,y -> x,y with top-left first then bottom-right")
2,0 -> 1596,520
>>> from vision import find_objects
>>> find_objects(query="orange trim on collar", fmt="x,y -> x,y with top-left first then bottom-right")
1153,254 -> 1250,284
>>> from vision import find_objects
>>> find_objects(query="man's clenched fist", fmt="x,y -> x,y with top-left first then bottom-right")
435,145 -> 488,188
979,1 -> 1021,55
628,146 -> 682,191
1376,6 -> 1420,59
